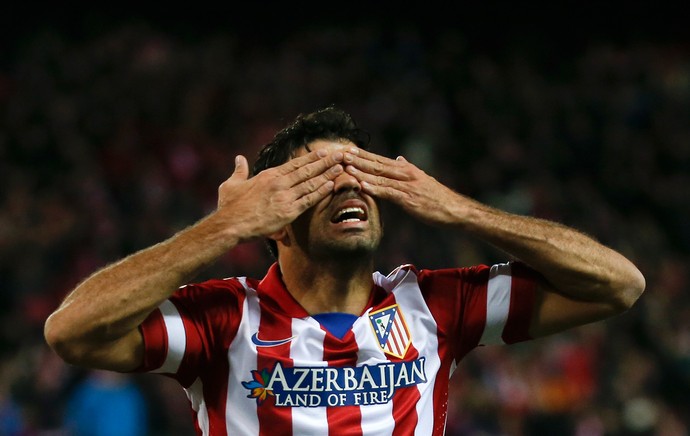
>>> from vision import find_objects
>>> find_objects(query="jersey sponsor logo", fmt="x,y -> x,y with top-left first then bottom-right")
242,358 -> 427,408
251,332 -> 296,347
368,304 -> 412,358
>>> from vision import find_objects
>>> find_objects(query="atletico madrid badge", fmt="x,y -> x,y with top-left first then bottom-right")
368,304 -> 412,359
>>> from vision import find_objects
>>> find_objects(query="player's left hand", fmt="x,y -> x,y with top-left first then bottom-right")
343,148 -> 464,226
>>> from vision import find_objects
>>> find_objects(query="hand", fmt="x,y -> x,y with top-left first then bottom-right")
343,148 -> 463,226
216,149 -> 344,240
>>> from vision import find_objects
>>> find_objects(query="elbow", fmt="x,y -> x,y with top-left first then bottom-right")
611,266 -> 646,312
44,312 -> 62,351
44,312 -> 86,365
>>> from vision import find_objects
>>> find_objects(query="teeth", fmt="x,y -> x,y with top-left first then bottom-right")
337,207 -> 364,217
335,207 -> 364,220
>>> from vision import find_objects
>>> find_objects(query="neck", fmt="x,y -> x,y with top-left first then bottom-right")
278,254 -> 374,315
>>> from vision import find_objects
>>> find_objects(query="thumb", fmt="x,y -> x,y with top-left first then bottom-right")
231,155 -> 249,180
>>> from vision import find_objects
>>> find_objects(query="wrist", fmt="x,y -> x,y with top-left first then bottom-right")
445,193 -> 487,230
185,211 -> 243,251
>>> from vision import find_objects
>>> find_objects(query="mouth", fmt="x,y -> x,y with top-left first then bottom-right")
331,206 -> 368,224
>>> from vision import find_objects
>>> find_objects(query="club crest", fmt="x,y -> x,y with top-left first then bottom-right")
368,304 -> 411,358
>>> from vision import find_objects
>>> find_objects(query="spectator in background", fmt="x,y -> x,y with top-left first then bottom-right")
65,371 -> 148,436
0,19 -> 688,434
43,106 -> 644,434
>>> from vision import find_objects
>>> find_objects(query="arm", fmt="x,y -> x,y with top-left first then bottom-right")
343,148 -> 645,338
44,150 -> 345,371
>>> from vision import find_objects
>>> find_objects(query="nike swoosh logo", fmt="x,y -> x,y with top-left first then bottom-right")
251,333 -> 296,347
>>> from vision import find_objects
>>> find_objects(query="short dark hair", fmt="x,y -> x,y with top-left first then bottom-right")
252,105 -> 370,258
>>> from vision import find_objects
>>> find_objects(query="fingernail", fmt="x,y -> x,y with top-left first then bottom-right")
331,165 -> 343,174
344,153 -> 354,163
332,151 -> 343,161
235,155 -> 241,165
317,149 -> 328,157
349,147 -> 359,154
346,165 -> 357,174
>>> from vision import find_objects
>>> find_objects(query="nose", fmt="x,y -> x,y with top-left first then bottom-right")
333,170 -> 361,193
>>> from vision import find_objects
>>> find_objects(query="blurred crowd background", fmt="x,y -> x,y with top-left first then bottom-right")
1,6 -> 689,435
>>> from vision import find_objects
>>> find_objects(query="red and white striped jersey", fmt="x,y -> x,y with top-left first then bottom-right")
136,261 -> 537,435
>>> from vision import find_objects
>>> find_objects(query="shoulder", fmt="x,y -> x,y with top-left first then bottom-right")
417,262 -> 538,283
170,276 -> 260,308
371,263 -> 479,295
374,262 -> 538,293
384,263 -> 492,284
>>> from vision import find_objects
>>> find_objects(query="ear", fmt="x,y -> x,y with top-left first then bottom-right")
267,227 -> 290,247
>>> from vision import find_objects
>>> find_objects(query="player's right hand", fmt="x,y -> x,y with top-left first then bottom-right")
215,149 -> 344,240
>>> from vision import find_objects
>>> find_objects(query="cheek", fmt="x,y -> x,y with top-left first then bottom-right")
289,210 -> 314,236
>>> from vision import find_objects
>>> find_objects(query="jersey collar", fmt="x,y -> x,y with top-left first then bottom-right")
257,262 -> 389,318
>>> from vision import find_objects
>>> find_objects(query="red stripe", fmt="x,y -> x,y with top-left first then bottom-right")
176,310 -> 201,387
201,351 -> 231,434
392,317 -> 408,355
256,300 -> 294,436
175,283 -> 248,434
458,266 -> 489,359
415,266 -> 490,360
173,305 -> 231,433
391,345 -> 420,436
415,267 -> 495,434
502,262 -> 537,344
386,295 -> 420,436
430,357 -> 452,436
204,286 -> 247,435
137,309 -> 167,372
389,320 -> 402,355
322,330 -> 362,436
393,315 -> 406,338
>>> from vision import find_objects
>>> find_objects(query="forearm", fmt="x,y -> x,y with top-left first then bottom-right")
45,211 -> 238,347
454,195 -> 645,307
45,150 -> 344,368
343,147 -> 645,307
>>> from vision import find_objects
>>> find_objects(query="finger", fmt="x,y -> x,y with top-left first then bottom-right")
294,179 -> 336,212
345,156 -> 413,181
343,150 -> 409,180
347,147 -> 399,165
291,164 -> 343,197
359,179 -> 407,203
276,148 -> 343,177
345,164 -> 405,191
286,151 -> 345,187
230,155 -> 250,181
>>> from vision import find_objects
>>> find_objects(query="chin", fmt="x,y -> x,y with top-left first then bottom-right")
311,239 -> 379,259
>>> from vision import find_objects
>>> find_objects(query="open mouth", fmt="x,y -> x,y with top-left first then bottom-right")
331,206 -> 368,224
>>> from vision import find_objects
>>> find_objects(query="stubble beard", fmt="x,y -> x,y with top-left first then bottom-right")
291,198 -> 383,263
309,233 -> 381,261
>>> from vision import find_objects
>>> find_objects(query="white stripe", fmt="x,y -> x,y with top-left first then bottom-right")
226,278 -> 261,436
352,313 -> 395,436
392,316 -> 407,354
388,267 -> 441,436
290,317 -> 328,435
152,300 -> 186,374
388,320 -> 401,356
185,378 -> 209,435
479,263 -> 513,346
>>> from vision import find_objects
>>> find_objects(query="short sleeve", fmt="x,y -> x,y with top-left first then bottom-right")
418,261 -> 539,362
134,278 -> 246,387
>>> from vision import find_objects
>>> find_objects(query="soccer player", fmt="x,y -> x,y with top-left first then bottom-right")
44,106 -> 645,435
